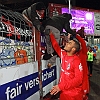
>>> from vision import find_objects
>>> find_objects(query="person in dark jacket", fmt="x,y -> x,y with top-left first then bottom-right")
42,13 -> 76,67
22,2 -> 46,32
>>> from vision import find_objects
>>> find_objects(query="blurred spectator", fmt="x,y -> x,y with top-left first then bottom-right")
77,27 -> 85,38
96,48 -> 100,64
22,2 -> 46,32
42,13 -> 76,67
87,46 -> 93,77
92,47 -> 96,60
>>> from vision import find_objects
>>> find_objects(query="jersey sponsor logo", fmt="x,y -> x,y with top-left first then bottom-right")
66,63 -> 70,70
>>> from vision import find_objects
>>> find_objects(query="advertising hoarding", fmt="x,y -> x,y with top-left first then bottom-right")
62,8 -> 94,34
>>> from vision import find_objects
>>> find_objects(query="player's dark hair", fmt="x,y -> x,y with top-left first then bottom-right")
73,39 -> 80,53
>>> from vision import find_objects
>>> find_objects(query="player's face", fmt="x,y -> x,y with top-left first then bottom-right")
64,40 -> 75,52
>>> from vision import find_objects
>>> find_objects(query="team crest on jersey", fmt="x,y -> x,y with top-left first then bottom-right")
66,63 -> 70,70
79,63 -> 83,71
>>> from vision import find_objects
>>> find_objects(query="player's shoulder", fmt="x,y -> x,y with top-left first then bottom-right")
74,55 -> 81,62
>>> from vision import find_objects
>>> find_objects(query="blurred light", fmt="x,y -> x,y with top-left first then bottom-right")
85,13 -> 93,20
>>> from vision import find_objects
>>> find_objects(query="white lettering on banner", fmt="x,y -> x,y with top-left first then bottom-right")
5,68 -> 55,100
25,77 -> 39,90
5,84 -> 22,100
72,17 -> 84,20
5,77 -> 39,100
42,69 -> 55,81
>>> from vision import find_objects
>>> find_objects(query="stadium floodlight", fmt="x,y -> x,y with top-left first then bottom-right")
65,0 -> 71,13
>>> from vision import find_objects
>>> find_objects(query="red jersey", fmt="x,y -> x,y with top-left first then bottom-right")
50,33 -> 83,100
76,35 -> 89,95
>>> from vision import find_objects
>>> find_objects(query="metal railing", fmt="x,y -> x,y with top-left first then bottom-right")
0,9 -> 36,67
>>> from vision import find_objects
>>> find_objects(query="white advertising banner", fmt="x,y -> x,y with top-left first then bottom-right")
0,59 -> 60,99
94,13 -> 100,35
0,62 -> 40,100
41,60 -> 57,97
41,58 -> 61,97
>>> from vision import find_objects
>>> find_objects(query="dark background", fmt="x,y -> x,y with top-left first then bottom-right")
0,0 -> 100,12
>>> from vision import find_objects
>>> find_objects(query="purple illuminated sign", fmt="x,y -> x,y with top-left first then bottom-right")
62,8 -> 94,34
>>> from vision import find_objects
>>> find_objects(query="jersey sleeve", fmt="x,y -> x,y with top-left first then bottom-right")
50,33 -> 62,58
76,34 -> 87,54
58,59 -> 83,91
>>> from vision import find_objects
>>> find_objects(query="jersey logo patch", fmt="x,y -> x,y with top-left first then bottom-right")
79,63 -> 83,71
67,63 -> 70,70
